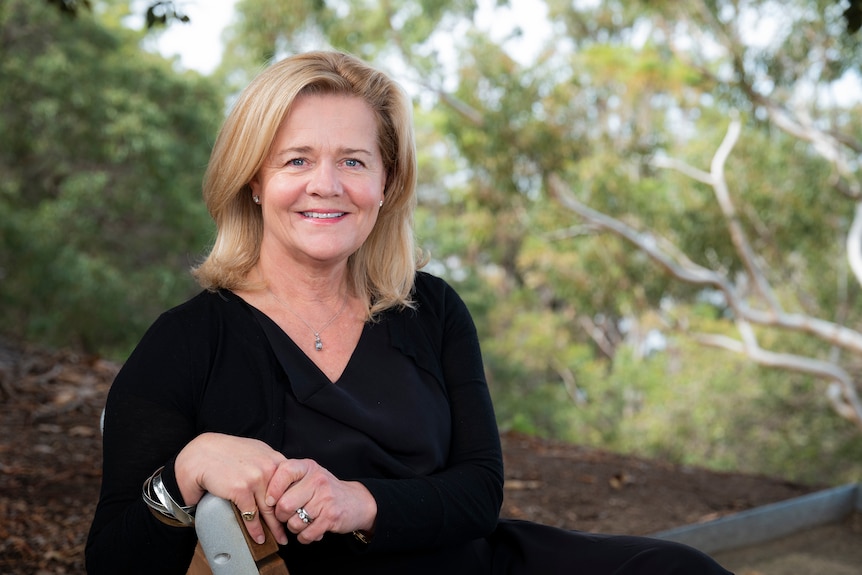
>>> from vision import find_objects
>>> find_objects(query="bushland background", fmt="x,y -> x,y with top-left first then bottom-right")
2,2 -> 862,570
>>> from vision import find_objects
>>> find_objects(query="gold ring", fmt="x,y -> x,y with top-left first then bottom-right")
241,510 -> 257,521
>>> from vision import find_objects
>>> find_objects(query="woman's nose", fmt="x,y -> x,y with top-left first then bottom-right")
307,163 -> 341,196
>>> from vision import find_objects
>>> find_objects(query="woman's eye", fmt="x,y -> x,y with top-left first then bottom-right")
345,159 -> 361,167
288,158 -> 305,167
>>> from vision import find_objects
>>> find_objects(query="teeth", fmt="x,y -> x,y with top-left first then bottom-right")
302,212 -> 345,219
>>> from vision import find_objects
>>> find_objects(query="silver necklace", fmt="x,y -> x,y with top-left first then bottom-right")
268,288 -> 349,351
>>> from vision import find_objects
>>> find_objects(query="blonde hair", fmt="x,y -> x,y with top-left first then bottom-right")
193,51 -> 421,317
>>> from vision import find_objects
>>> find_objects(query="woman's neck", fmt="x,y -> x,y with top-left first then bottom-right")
254,253 -> 350,308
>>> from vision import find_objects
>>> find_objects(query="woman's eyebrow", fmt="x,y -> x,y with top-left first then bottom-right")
273,146 -> 374,158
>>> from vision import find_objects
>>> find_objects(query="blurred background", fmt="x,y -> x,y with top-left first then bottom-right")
3,0 -> 862,487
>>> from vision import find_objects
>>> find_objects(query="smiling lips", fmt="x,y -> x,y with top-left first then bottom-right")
301,211 -> 346,219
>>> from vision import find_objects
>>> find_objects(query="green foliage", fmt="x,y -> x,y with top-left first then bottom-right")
598,330 -> 862,485
11,0 -> 862,487
54,0 -> 853,486
477,300 -> 862,484
0,0 -> 223,357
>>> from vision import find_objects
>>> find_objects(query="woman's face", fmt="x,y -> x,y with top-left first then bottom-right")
251,93 -> 386,269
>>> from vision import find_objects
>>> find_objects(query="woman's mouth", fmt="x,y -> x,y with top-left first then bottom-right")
301,211 -> 346,219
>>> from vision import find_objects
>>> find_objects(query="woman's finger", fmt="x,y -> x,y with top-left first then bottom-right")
265,459 -> 310,502
258,503 -> 288,545
285,505 -> 327,543
235,497 -> 266,544
236,488 -> 289,546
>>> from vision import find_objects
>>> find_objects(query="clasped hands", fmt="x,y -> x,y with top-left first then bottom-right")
174,433 -> 377,546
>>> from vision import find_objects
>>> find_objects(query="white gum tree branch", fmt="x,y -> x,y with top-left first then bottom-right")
745,93 -> 862,309
670,0 -> 861,198
552,358 -> 588,407
577,315 -> 618,360
847,202 -> 862,288
548,174 -> 862,353
655,118 -> 782,313
547,170 -> 862,430
694,327 -> 862,429
752,96 -> 860,197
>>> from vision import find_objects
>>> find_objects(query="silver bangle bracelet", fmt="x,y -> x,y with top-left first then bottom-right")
142,467 -> 196,527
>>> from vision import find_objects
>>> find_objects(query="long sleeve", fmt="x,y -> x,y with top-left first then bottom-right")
357,273 -> 504,552
86,290 -> 276,574
85,310 -> 202,574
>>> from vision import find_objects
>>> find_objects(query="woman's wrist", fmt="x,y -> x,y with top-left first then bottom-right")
346,480 -> 378,537
173,435 -> 208,506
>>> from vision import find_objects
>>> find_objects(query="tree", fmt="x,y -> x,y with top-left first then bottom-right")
212,0 -> 862,482
545,0 -> 862,431
0,0 -> 223,356
19,0 -> 862,480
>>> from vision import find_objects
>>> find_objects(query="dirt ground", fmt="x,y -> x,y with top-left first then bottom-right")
0,340 -> 841,574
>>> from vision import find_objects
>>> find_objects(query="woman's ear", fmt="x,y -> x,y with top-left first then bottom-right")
249,176 -> 262,204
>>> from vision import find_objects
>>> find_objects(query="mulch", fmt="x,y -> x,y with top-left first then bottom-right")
0,340 -> 821,574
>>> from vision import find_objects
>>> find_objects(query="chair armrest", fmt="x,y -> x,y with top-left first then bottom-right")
195,493 -> 289,575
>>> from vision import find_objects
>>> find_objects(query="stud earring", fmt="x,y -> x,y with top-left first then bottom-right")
378,200 -> 384,207
253,195 -> 260,204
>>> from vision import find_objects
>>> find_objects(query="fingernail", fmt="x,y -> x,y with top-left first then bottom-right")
265,496 -> 275,507
256,535 -> 266,544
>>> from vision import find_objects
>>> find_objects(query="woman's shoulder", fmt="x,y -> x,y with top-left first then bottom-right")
393,272 -> 479,363
413,270 -> 456,300
412,271 -> 471,320
127,289 -> 257,363
162,288 -> 240,315
149,289 -> 251,334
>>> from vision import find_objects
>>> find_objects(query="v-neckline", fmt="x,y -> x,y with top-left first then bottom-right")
247,303 -> 366,385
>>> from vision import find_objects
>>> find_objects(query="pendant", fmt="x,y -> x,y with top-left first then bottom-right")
314,334 -> 323,351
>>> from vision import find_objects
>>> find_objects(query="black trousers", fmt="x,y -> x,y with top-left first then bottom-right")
488,519 -> 734,574
282,518 -> 734,574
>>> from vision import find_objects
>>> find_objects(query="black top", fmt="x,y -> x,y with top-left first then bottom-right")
86,272 -> 505,574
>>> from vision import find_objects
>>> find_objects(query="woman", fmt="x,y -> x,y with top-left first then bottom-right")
86,51 -> 732,574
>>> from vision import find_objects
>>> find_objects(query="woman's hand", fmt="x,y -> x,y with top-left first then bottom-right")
265,459 -> 378,544
174,432 -> 289,545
